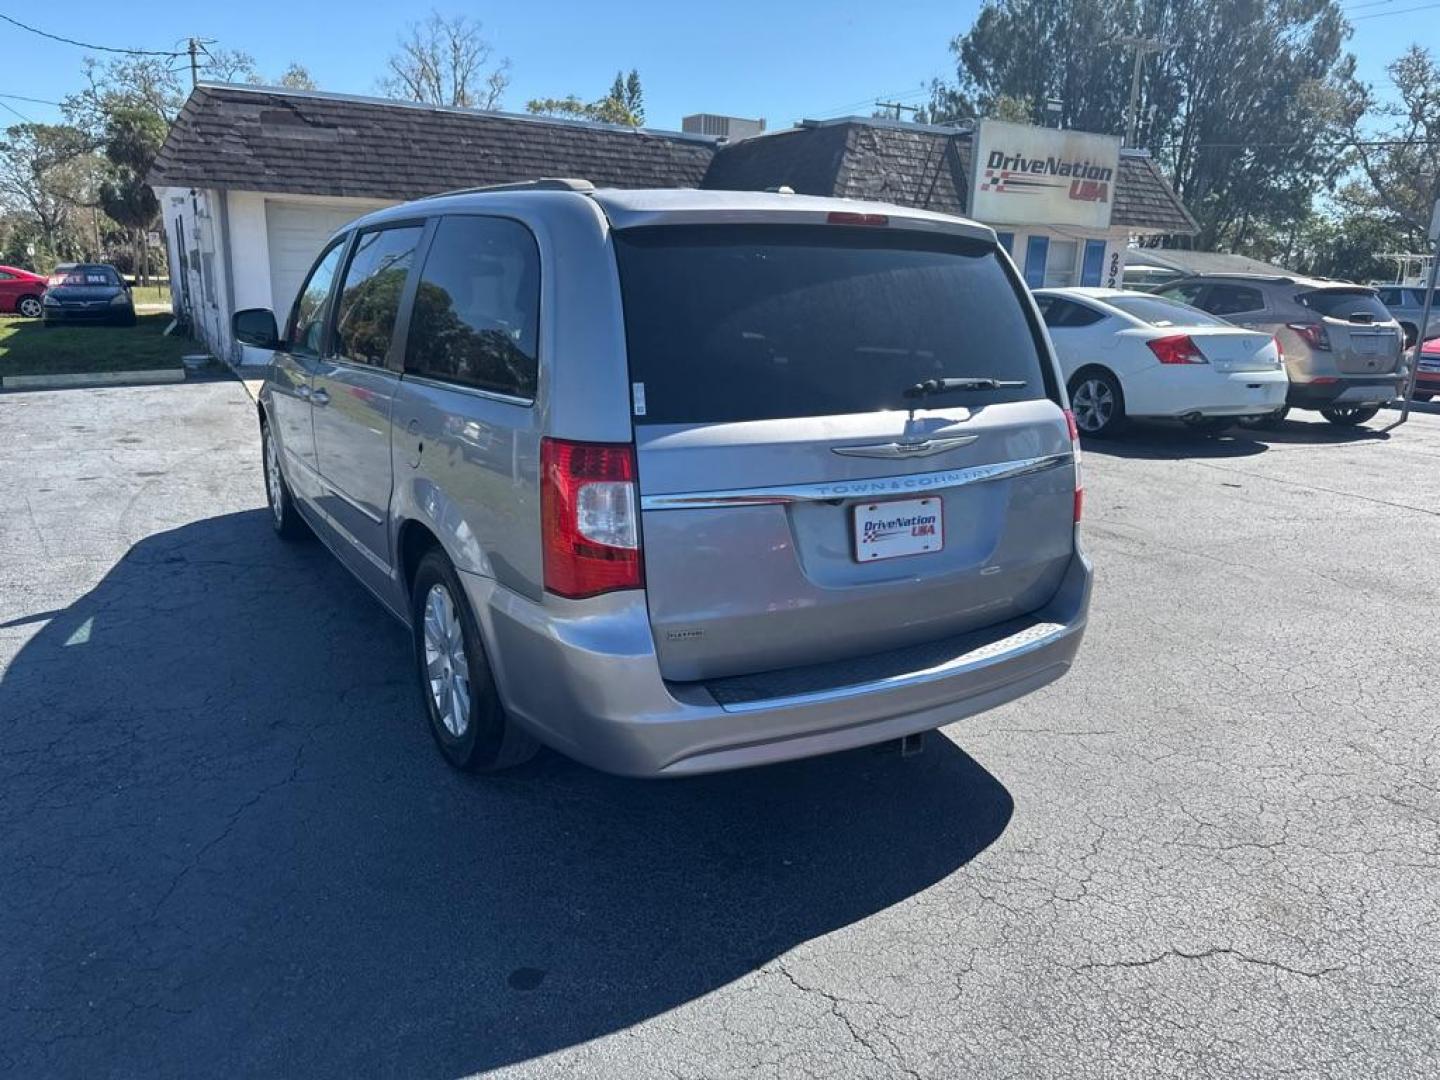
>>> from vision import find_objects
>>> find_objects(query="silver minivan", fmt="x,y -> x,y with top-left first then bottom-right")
233,182 -> 1090,776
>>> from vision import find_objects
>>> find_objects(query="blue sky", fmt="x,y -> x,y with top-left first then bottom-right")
1,1 -> 1435,131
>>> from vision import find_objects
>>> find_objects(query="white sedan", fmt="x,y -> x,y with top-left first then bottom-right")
1033,287 -> 1289,437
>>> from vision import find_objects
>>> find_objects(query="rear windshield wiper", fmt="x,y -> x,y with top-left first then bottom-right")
904,377 -> 1028,402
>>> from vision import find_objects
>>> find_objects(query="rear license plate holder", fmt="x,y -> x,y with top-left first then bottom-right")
853,497 -> 943,562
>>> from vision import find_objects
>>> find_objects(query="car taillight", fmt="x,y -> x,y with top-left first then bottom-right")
540,438 -> 642,599
1287,322 -> 1331,351
826,211 -> 889,226
1063,408 -> 1083,524
1146,334 -> 1208,365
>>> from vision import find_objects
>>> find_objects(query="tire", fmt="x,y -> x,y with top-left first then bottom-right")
1183,416 -> 1233,436
1320,405 -> 1380,427
410,548 -> 539,772
1068,369 -> 1127,438
261,420 -> 311,541
17,295 -> 42,319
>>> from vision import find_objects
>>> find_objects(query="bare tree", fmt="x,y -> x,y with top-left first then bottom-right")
202,47 -> 260,84
380,11 -> 509,109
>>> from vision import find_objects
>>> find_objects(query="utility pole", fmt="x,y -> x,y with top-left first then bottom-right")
875,101 -> 920,122
1396,199 -> 1440,426
188,37 -> 200,87
1113,35 -> 1168,147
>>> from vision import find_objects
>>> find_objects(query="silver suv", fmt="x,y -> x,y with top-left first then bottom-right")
1375,284 -> 1440,348
233,182 -> 1090,776
1157,274 -> 1404,426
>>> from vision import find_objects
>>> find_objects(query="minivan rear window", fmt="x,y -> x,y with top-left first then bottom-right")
613,225 -> 1052,425
1298,289 -> 1391,322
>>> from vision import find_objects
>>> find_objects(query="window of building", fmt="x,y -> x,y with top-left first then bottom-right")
334,225 -> 424,367
405,216 -> 540,399
1023,236 -> 1049,289
1080,240 -> 1106,287
1042,239 -> 1079,288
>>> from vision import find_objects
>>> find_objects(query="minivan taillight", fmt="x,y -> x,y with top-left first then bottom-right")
1147,334 -> 1208,365
1287,322 -> 1331,351
1064,408 -> 1083,524
540,438 -> 642,599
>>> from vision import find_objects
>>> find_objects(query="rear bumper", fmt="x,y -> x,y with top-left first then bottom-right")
463,544 -> 1092,777
1287,376 -> 1402,409
1130,368 -> 1288,419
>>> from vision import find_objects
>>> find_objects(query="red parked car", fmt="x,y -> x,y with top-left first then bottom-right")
1414,335 -> 1440,401
0,264 -> 48,319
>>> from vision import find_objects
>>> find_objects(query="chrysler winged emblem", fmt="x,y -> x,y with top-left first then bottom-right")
831,411 -> 978,459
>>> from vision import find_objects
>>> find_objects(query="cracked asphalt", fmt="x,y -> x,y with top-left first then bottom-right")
1,379 -> 1437,1079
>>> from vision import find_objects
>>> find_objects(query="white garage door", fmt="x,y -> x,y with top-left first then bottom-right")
265,200 -> 389,323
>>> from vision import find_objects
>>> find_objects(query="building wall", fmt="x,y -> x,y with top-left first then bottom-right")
156,187 -> 393,366
992,227 -> 1128,290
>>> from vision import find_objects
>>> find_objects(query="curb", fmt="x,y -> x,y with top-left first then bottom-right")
0,368 -> 187,391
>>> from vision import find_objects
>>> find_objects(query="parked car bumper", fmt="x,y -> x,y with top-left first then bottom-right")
463,544 -> 1092,777
1286,375 -> 1402,410
42,304 -> 134,324
1130,367 -> 1289,419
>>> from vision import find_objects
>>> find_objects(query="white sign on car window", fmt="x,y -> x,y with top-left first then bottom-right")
970,119 -> 1122,230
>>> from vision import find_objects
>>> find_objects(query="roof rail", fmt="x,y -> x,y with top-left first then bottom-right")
423,177 -> 595,199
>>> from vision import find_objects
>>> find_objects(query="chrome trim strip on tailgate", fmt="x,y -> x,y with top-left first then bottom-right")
640,452 -> 1072,511
712,620 -> 1069,714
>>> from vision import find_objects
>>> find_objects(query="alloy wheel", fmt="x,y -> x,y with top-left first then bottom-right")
18,297 -> 42,318
1072,378 -> 1115,434
264,431 -> 285,528
423,583 -> 471,738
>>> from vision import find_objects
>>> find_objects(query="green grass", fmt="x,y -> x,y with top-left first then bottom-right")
127,284 -> 172,307
0,313 -> 189,377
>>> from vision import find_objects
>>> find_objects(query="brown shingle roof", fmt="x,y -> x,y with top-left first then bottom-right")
148,84 -> 717,199
150,88 -> 1198,236
703,120 -> 1198,236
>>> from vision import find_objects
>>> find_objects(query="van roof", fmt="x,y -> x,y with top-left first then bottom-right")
363,185 -> 997,244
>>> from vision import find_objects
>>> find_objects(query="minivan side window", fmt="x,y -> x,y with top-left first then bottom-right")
333,225 -> 424,367
287,238 -> 347,357
404,215 -> 540,400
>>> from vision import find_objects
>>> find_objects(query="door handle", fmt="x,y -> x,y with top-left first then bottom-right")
295,384 -> 311,399
311,388 -> 330,406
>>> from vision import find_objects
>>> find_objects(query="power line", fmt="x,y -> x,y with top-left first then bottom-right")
0,13 -> 182,56
0,99 -> 34,124
1350,1 -> 1440,17
0,91 -> 62,106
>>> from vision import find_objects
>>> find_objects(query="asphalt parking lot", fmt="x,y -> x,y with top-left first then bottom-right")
2,379 -> 1437,1079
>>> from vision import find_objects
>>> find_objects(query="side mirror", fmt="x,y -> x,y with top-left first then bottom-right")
233,308 -> 280,349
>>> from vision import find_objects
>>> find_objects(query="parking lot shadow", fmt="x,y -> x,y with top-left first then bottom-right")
0,510 -> 1012,1079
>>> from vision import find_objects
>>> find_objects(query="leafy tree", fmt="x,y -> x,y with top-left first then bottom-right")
527,70 -> 645,126
380,11 -> 510,109
63,56 -> 187,135
278,63 -> 318,91
930,0 -> 1363,250
0,124 -> 103,259
1345,45 -> 1440,251
97,107 -> 168,283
